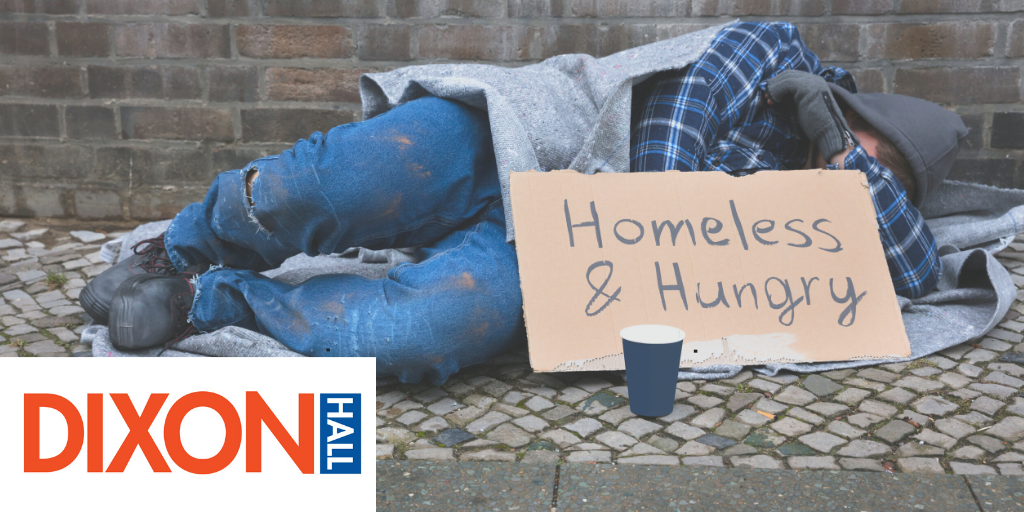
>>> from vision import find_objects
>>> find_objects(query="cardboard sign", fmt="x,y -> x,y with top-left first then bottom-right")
510,169 -> 910,372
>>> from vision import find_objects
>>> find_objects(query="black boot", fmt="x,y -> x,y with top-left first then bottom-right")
81,234 -> 177,325
108,273 -> 198,350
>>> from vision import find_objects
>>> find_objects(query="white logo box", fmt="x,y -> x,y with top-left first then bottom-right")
0,357 -> 376,510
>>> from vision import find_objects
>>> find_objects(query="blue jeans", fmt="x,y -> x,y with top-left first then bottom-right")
164,97 -> 526,384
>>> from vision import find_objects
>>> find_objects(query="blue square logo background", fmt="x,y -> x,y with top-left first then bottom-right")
319,393 -> 361,474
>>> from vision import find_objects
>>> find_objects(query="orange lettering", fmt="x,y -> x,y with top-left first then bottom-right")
24,394 -> 83,472
164,392 -> 242,474
245,391 -> 314,474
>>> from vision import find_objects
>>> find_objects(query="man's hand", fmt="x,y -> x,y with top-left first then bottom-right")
765,70 -> 858,161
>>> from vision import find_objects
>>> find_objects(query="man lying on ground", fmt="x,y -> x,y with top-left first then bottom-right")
80,22 -> 967,384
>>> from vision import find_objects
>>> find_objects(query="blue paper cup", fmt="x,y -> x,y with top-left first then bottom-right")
621,325 -> 685,417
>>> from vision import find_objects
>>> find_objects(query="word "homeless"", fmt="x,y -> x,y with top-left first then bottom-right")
564,199 -> 867,327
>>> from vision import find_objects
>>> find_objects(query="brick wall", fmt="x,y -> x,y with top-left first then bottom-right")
0,0 -> 1022,220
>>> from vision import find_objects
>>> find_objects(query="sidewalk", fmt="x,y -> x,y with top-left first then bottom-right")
3,216 -> 1024,480
378,460 -> 1022,511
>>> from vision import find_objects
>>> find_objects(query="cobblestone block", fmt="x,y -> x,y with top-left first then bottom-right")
565,450 -> 611,463
847,413 -> 884,428
913,396 -> 960,416
893,376 -> 945,392
710,420 -> 748,441
989,417 -> 1024,442
898,457 -> 945,474
986,371 -> 1024,388
676,440 -> 715,456
734,409 -> 772,427
788,456 -> 838,469
771,417 -> 813,437
910,367 -> 942,377
967,435 -> 1007,453
927,355 -> 958,370
557,387 -> 589,404
596,431 -> 637,451
786,407 -> 825,426
522,450 -> 559,464
938,372 -> 973,389
969,396 -> 1005,416
617,455 -> 679,466
426,398 -> 464,416
844,378 -> 885,392
377,427 -> 416,445
725,392 -> 761,412
486,424 -> 532,448
959,363 -> 984,377
460,449 -> 516,462
875,420 -> 916,443
512,415 -> 549,433
899,410 -> 932,427
687,394 -> 724,409
980,338 -> 1013,352
747,378 -> 781,393
951,462 -> 997,475
965,348 -> 1000,364
837,440 -> 891,458
857,368 -> 900,383
620,442 -> 666,457
915,429 -> 958,449
619,418 -> 661,438
648,435 -> 679,453
465,411 -> 511,434
876,387 -> 916,404
397,410 -> 428,426
682,456 -> 724,467
700,383 -> 735,397
827,421 -> 866,439
774,386 -> 817,406
690,408 -> 726,429
805,402 -> 849,418
665,422 -> 706,441
564,418 -> 602,438
731,454 -> 784,469
970,383 -> 1016,399
799,432 -> 847,453
839,458 -> 886,472
655,404 -> 695,423
953,446 -> 987,460
834,388 -> 872,405
539,429 -> 580,448
801,374 -> 844,396
541,405 -> 575,421
754,398 -> 789,414
524,395 -> 555,412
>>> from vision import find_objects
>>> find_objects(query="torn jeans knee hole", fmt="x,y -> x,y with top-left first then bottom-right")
244,167 -> 259,207
241,166 -> 268,235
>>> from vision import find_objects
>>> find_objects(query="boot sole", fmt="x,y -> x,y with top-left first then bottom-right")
79,284 -> 110,325
109,274 -> 164,350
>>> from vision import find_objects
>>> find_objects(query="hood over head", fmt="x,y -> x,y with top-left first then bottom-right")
828,83 -> 968,207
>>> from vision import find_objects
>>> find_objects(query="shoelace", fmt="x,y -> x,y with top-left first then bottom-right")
133,235 -> 177,274
157,272 -> 200,356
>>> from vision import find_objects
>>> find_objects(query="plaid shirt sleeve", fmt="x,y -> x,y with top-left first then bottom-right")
836,148 -> 942,299
631,21 -> 941,298
630,22 -> 833,176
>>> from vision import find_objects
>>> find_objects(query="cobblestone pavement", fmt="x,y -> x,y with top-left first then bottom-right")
5,216 -> 1024,477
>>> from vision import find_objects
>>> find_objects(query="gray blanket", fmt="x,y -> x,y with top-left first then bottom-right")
85,180 -> 1024,382
82,22 -> 1024,379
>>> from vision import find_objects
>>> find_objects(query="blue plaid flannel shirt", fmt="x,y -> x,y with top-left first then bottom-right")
630,21 -> 941,299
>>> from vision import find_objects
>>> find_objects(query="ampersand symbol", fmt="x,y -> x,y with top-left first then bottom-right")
585,261 -> 621,317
